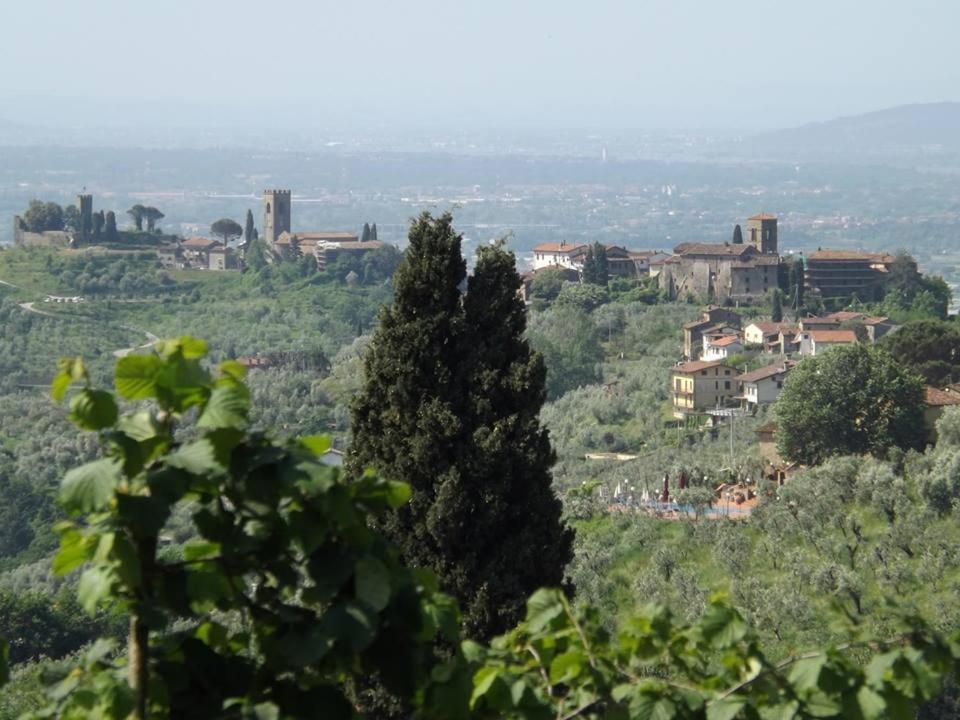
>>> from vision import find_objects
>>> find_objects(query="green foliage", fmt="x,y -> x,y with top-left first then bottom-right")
243,209 -> 255,244
22,201 -> 65,233
775,344 -> 926,464
36,337 -> 458,719
104,211 -> 119,243
350,217 -> 571,641
528,267 -> 567,302
528,306 -> 603,399
211,218 -> 243,244
463,588 -> 960,720
555,282 -> 610,312
127,205 -> 146,232
770,289 -> 783,322
877,320 -> 960,381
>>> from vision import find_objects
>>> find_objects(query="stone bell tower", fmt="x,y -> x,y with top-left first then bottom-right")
262,189 -> 291,246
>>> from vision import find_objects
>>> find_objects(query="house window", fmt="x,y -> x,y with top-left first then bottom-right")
715,381 -> 719,389
701,370 -> 707,376
725,381 -> 731,390
777,381 -> 783,389
724,370 -> 731,375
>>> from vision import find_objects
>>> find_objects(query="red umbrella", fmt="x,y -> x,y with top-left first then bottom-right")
678,470 -> 688,490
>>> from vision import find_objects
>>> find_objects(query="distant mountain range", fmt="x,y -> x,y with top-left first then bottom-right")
741,102 -> 960,161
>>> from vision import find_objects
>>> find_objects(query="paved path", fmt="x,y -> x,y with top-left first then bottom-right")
1,277 -> 159,358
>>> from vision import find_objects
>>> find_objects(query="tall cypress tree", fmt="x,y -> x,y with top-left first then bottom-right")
581,245 -> 597,284
361,222 -> 371,242
244,209 -> 255,244
348,212 -> 469,612
349,213 -> 572,641
594,242 -> 609,286
459,242 -> 573,638
732,224 -> 743,244
771,289 -> 783,322
370,223 -> 378,241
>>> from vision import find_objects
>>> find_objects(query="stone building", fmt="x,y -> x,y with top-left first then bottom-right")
804,250 -> 915,301
262,190 -> 292,245
659,243 -> 780,303
670,359 -> 740,417
658,213 -> 782,304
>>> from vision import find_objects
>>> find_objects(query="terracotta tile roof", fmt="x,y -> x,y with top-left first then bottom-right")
925,386 -> 960,407
325,241 -> 386,251
808,249 -> 897,263
673,359 -> 736,373
533,242 -> 586,254
673,242 -> 756,257
809,330 -> 858,343
748,322 -> 793,334
739,362 -> 794,384
277,231 -> 359,245
709,335 -> 742,347
181,237 -> 220,249
748,213 -> 778,221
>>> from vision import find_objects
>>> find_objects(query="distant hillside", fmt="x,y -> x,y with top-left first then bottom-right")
742,102 -> 960,160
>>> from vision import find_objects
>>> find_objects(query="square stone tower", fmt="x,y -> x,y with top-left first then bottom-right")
747,213 -> 778,255
263,190 -> 292,245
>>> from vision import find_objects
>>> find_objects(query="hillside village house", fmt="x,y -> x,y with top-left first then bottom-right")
531,242 -> 658,279
924,386 -> 960,444
702,334 -> 744,361
670,359 -> 740,417
178,237 -> 237,270
795,329 -> 858,357
738,361 -> 795,410
744,322 -> 797,350
682,307 -> 742,359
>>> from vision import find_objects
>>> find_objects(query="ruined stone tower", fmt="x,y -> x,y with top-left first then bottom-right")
263,190 -> 291,246
746,213 -> 778,255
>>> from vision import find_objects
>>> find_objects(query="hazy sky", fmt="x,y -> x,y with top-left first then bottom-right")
2,0 -> 958,131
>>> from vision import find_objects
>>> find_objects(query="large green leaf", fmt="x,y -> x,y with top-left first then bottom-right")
77,565 -> 116,614
60,458 -> 122,513
197,384 -> 250,429
115,355 -> 163,400
53,527 -> 92,575
355,556 -> 391,611
69,388 -> 118,431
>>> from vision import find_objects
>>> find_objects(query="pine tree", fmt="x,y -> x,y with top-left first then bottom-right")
361,222 -> 371,242
732,224 -> 743,244
92,210 -> 104,240
771,289 -> 783,322
593,242 -> 609,286
244,209 -> 255,244
460,242 -> 573,638
581,245 -> 597,284
371,223 -> 378,241
349,213 -> 572,641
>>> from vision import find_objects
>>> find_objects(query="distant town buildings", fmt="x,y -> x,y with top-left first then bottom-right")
670,359 -> 740,417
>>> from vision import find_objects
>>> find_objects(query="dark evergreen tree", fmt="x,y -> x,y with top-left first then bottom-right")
771,289 -> 783,322
788,256 -> 805,310
456,241 -> 573,638
348,212 -> 469,631
244,209 -> 255,244
593,242 -> 609,286
92,210 -> 104,239
371,223 -> 378,241
732,224 -> 743,244
349,213 -> 572,641
581,245 -> 597,284
104,211 -> 119,242
127,204 -> 146,232
361,222 -> 371,242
